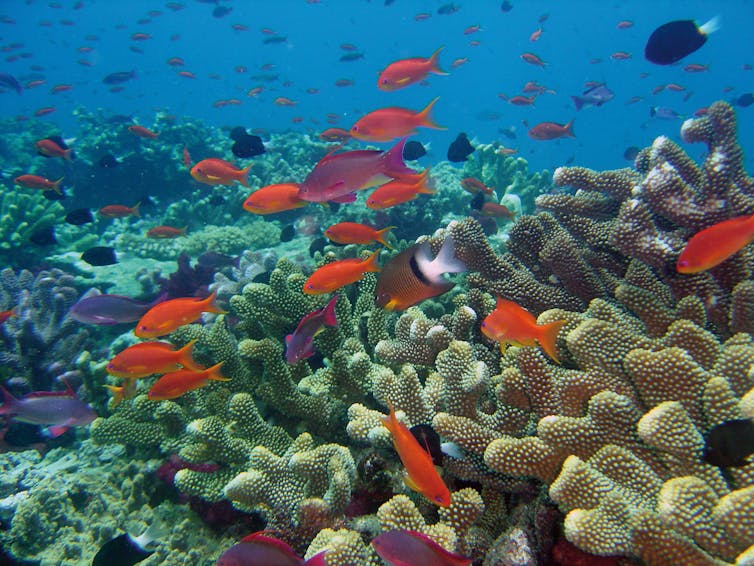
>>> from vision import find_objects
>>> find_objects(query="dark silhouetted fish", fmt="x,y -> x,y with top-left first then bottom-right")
340,52 -> 364,62
469,192 -> 485,211
623,146 -> 640,161
499,126 -> 517,140
232,134 -> 265,158
309,237 -> 327,257
65,208 -> 94,226
29,225 -> 56,246
437,3 -> 460,15
500,0 -> 513,12
447,133 -> 475,162
703,418 -> 754,468
81,246 -> 118,266
280,224 -> 296,242
733,93 -> 754,108
99,154 -> 119,168
0,72 -> 22,94
403,140 -> 427,160
102,70 -> 136,84
229,126 -> 248,141
92,523 -> 164,566
212,5 -> 232,17
644,18 -> 719,65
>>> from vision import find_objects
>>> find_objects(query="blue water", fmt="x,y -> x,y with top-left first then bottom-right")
1,0 -> 752,173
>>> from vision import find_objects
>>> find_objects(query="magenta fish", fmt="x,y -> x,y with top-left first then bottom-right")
297,137 -> 414,203
216,531 -> 327,566
0,383 -> 97,437
285,295 -> 339,364
371,530 -> 472,566
69,289 -> 166,325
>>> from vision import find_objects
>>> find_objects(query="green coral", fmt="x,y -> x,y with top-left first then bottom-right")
0,189 -> 64,266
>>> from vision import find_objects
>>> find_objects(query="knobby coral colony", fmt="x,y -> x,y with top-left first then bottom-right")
60,101 -> 754,564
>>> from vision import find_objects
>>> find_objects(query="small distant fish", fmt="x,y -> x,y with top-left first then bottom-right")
500,1 -> 513,12
135,291 -> 226,338
529,27 -> 543,42
0,382 -> 97,438
102,70 -> 136,84
36,136 -> 73,160
212,5 -> 232,18
99,203 -> 140,218
325,222 -> 395,248
683,63 -> 709,72
285,294 -> 339,364
375,236 -> 465,311
520,52 -> 546,67
340,52 -> 364,62
14,174 -> 63,194
378,48 -> 447,91
280,224 -> 296,242
148,362 -> 228,400
65,208 -> 94,225
319,127 -> 351,142
366,169 -> 435,210
70,290 -> 165,326
447,132 -> 474,162
499,126 -> 517,139
616,20 -> 633,29
650,106 -> 683,120
128,125 -> 159,139
645,17 -> 719,65
481,297 -> 566,362
733,93 -> 754,108
350,97 -> 445,142
147,226 -> 186,239
92,523 -> 165,566
437,3 -> 460,15
703,418 -> 754,468
528,120 -> 575,140
610,51 -> 632,60
217,532 -> 327,566
571,83 -> 614,110
403,140 -> 426,160
263,35 -> 287,44
303,251 -> 381,295
29,225 -> 56,246
243,183 -> 308,215
99,154 -> 119,168
677,212 -> 754,273
372,530 -> 472,566
81,246 -> 118,266
191,158 -> 252,187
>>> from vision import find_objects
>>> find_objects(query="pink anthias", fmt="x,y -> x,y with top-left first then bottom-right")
216,531 -> 327,566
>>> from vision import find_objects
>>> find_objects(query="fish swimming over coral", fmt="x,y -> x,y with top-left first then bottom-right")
303,251 -> 381,295
135,290 -> 226,338
148,362 -> 228,400
107,340 -> 203,378
372,529 -> 471,565
285,295 -> 339,364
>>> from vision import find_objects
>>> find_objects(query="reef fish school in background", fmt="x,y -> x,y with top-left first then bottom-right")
285,294 -> 339,364
644,17 -> 719,65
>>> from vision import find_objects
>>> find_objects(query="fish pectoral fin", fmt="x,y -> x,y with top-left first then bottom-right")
45,421 -> 75,438
396,77 -> 411,84
402,472 -> 421,493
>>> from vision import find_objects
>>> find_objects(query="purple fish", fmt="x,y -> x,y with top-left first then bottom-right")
371,530 -> 472,566
68,289 -> 165,325
217,531 -> 327,566
285,295 -> 339,364
571,83 -> 614,111
297,138 -> 414,203
0,383 -> 97,437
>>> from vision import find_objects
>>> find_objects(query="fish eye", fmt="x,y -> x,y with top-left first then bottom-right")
381,79 -> 388,84
351,125 -> 359,131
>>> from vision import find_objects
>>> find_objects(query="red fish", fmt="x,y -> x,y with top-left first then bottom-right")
148,362 -> 228,401
147,225 -> 186,238
131,32 -> 151,40
610,51 -> 632,60
506,94 -> 536,106
243,183 -> 308,214
167,57 -> 184,66
378,47 -> 447,91
480,202 -> 515,219
182,146 -> 191,167
350,97 -> 445,142
319,127 -> 351,142
247,86 -> 263,97
35,138 -> 72,159
135,291 -> 226,338
325,222 -> 395,248
451,57 -> 468,68
191,158 -> 252,187
99,203 -> 140,218
460,177 -> 494,195
529,27 -> 543,42
0,309 -> 16,324
381,401 -> 451,506
303,251 -> 381,295
520,52 -> 546,67
107,340 -> 203,378
528,120 -> 575,140
372,530 -> 471,566
481,297 -> 566,362
51,83 -> 73,93
683,63 -> 709,72
616,20 -> 633,29
464,25 -> 481,35
217,532 -> 327,566
128,125 -> 159,138
178,70 -> 196,79
14,174 -> 63,194
677,212 -> 754,273
274,96 -> 297,106
366,169 -> 434,210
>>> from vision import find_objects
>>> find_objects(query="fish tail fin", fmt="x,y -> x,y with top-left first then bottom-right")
363,250 -> 382,273
63,149 -> 73,161
103,384 -> 125,407
416,168 -> 436,195
180,226 -> 188,235
206,361 -> 230,381
133,521 -> 168,550
0,386 -> 19,416
700,16 -> 720,36
375,226 -> 396,249
322,294 -> 339,327
204,290 -> 229,314
131,202 -> 141,217
382,137 -> 414,177
429,46 -> 449,75
381,399 -> 398,435
571,96 -> 584,111
564,120 -> 576,137
418,96 -> 445,130
178,339 -> 204,372
537,319 -> 567,363
433,236 -> 466,274
240,164 -> 253,187
52,177 -> 64,194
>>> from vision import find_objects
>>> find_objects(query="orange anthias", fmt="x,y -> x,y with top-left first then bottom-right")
381,401 -> 451,507
349,97 -> 445,143
99,203 -> 141,218
14,174 -> 64,194
303,251 -> 381,295
481,297 -> 566,363
148,362 -> 228,401
377,47 -> 448,91
677,212 -> 754,273
191,158 -> 252,187
243,183 -> 308,214
107,340 -> 204,378
324,222 -> 396,249
128,125 -> 159,138
135,291 -> 226,338
366,169 -> 434,210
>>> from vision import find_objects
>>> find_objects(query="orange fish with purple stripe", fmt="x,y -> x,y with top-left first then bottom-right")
135,291 -> 226,338
303,251 -> 380,295
148,362 -> 228,401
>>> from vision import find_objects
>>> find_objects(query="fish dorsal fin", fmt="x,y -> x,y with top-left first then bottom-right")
320,143 -> 346,162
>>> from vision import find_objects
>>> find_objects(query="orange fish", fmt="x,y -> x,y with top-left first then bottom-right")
381,400 -> 451,507
520,52 -> 546,67
148,362 -> 228,401
451,57 -> 469,68
99,203 -> 140,218
35,138 -> 72,160
677,212 -> 754,273
325,222 -> 395,249
274,96 -> 297,106
528,120 -> 575,140
128,125 -> 159,138
529,27 -> 543,42
319,127 -> 351,142
135,291 -> 226,338
366,169 -> 434,210
0,309 -> 16,324
191,158 -> 252,187
480,202 -> 515,219
350,97 -> 444,142
243,183 -> 308,214
377,47 -> 447,91
481,297 -> 566,363
303,251 -> 381,295
147,225 -> 186,238
496,147 -> 518,156
460,177 -> 494,195
107,340 -> 203,378
178,70 -> 196,79
14,174 -> 63,194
